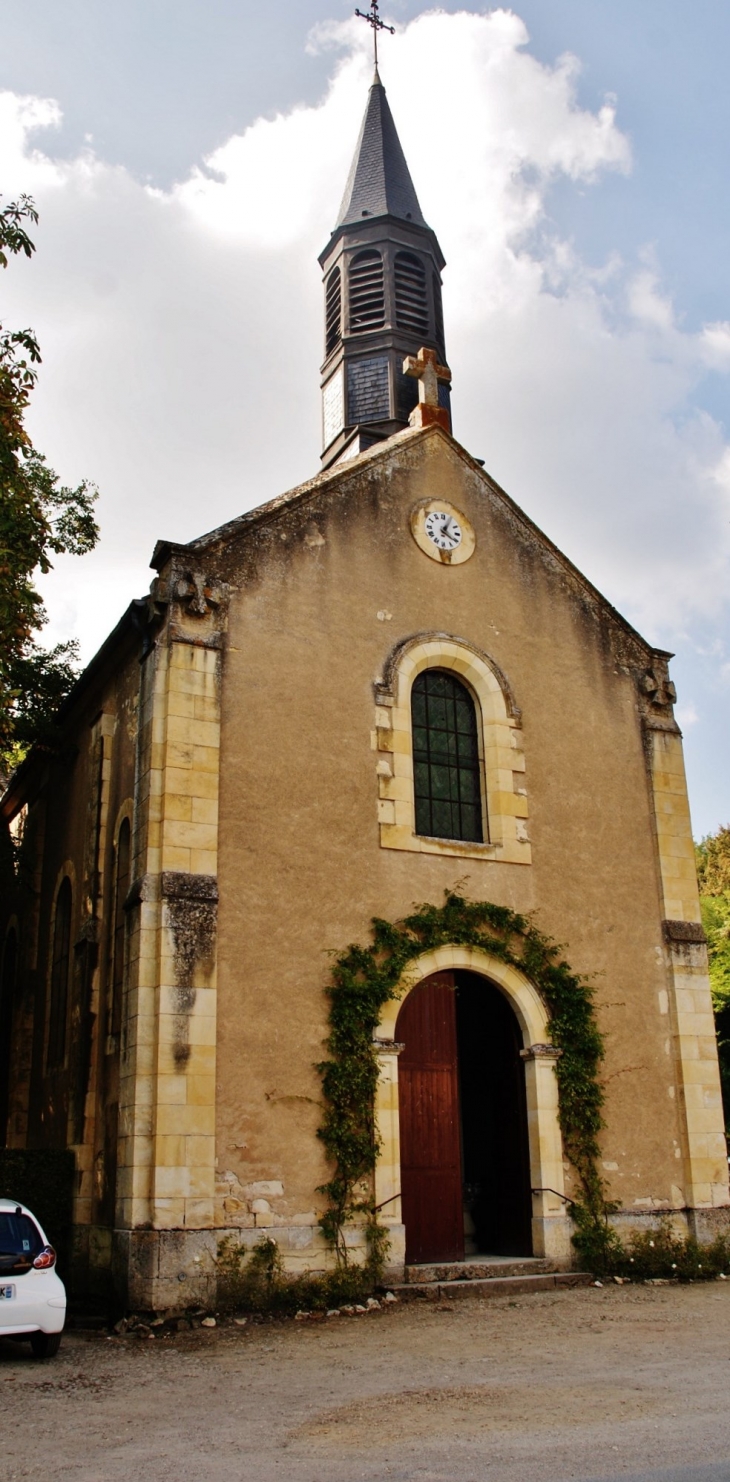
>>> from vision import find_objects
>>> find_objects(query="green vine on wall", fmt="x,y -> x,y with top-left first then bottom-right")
317,891 -> 607,1268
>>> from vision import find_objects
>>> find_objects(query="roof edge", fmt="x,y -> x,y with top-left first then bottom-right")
185,424 -> 669,662
318,215 -> 445,272
1,599 -> 146,819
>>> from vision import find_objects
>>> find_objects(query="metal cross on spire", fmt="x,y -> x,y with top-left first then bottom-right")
354,0 -> 395,66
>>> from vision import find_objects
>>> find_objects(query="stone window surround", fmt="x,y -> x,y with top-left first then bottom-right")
373,633 -> 531,864
44,862 -> 76,1074
107,802 -> 134,1053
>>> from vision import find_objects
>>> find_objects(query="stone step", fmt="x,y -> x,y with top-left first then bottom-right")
393,1271 -> 593,1302
404,1256 -> 556,1284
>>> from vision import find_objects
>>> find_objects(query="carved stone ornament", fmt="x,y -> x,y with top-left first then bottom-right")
145,576 -> 169,625
141,551 -> 231,653
637,653 -> 680,734
641,669 -> 677,708
173,571 -> 224,618
139,564 -> 229,655
403,346 -> 452,433
519,1043 -> 563,1061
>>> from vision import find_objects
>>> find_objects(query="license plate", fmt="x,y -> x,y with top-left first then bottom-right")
0,1285 -> 15,1300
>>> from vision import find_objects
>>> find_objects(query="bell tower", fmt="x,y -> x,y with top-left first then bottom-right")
319,70 -> 450,468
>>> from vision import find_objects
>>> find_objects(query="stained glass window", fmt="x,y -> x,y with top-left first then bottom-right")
411,670 -> 483,842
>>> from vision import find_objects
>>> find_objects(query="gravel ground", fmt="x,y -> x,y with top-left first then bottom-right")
3,1282 -> 730,1482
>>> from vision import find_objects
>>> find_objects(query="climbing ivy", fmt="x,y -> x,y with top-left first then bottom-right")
317,891 -> 607,1267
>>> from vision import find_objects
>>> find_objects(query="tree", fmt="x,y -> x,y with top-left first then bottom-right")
697,824 -> 730,1132
696,825 -> 730,897
0,195 -> 98,775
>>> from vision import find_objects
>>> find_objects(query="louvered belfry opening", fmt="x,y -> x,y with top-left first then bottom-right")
433,272 -> 445,355
348,249 -> 385,333
395,250 -> 428,338
325,267 -> 342,356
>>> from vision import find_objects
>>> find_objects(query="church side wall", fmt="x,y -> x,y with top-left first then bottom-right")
1,634 -> 141,1295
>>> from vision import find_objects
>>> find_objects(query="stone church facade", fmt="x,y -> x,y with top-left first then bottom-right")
1,75 -> 727,1310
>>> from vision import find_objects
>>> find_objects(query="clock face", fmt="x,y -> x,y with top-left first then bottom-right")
424,510 -> 463,552
410,499 -> 475,564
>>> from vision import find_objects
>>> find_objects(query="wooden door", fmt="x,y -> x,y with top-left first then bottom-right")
396,971 -> 464,1264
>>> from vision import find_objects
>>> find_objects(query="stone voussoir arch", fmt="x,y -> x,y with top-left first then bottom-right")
373,631 -> 531,864
373,943 -> 571,1267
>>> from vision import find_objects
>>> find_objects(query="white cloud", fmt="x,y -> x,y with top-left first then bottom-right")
0,7 -> 728,666
700,321 -> 730,371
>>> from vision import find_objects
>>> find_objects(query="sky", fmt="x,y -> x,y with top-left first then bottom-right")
0,1 -> 728,836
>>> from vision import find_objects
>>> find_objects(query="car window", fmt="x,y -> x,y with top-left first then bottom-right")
0,1212 -> 44,1274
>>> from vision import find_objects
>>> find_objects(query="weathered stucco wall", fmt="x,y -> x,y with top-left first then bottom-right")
202,427 -> 721,1253
4,424 -> 725,1305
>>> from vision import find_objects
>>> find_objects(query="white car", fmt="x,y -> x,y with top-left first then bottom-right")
0,1198 -> 66,1359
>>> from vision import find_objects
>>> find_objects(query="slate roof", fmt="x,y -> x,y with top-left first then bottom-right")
336,69 -> 427,229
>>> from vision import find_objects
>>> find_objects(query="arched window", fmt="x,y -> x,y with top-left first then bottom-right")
394,251 -> 428,337
0,929 -> 18,1145
325,267 -> 341,356
111,819 -> 130,1038
411,670 -> 483,842
376,635 -> 529,863
47,878 -> 72,1069
348,250 -> 385,333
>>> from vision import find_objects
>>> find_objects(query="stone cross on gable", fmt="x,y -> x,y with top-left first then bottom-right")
403,346 -> 452,433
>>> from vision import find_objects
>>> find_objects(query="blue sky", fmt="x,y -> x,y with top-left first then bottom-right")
3,0 -> 728,328
1,2 -> 728,834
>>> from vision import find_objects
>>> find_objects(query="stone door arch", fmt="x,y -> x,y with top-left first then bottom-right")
373,944 -> 572,1270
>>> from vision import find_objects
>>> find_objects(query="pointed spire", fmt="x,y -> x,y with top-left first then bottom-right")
318,72 -> 449,467
336,72 -> 426,229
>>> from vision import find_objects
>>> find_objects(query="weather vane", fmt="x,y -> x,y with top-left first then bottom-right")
354,0 -> 395,67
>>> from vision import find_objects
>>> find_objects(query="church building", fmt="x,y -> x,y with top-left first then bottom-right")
1,70 -> 727,1310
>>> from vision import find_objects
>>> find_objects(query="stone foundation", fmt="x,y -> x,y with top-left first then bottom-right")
113,1222 -> 336,1311
686,1205 -> 730,1243
610,1205 -> 730,1245
110,1215 -> 575,1311
102,1203 -> 730,1310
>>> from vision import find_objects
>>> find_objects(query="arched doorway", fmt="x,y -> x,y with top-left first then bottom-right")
395,969 -> 532,1265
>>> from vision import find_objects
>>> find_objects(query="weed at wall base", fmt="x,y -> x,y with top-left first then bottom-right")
573,1215 -> 730,1282
215,1236 -> 380,1315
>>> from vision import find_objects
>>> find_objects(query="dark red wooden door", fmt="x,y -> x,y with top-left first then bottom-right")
396,971 -> 464,1264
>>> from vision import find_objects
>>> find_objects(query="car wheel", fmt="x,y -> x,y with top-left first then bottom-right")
30,1331 -> 62,1360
